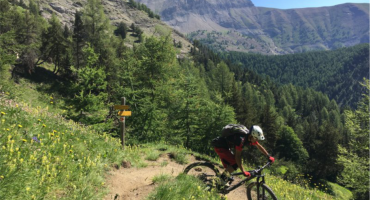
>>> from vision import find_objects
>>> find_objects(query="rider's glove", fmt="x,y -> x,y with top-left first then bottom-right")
268,156 -> 275,163
243,171 -> 251,177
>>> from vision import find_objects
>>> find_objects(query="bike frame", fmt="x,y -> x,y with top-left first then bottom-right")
222,162 -> 270,194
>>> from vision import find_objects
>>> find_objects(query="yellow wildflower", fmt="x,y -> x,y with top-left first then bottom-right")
1,112 -> 5,115
18,125 -> 22,128
22,139 -> 27,142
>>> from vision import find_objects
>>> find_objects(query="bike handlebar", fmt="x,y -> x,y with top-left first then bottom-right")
231,161 -> 272,177
249,161 -> 271,176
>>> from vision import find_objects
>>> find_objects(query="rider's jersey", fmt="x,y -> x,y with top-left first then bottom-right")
213,134 -> 258,151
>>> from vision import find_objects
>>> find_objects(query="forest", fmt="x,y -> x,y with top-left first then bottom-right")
0,0 -> 368,199
220,44 -> 369,109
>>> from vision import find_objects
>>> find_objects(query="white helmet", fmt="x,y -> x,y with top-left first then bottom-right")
250,125 -> 265,140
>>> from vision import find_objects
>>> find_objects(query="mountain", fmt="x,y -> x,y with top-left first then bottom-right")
135,0 -> 369,54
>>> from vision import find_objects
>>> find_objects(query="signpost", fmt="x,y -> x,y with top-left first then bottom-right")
118,111 -> 131,116
114,105 -> 130,110
114,97 -> 131,149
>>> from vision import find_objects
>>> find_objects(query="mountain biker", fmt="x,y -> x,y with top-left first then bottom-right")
212,124 -> 275,183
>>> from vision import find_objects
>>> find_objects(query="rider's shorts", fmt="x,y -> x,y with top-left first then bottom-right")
214,147 -> 238,170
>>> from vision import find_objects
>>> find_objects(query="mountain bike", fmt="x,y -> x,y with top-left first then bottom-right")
183,161 -> 277,200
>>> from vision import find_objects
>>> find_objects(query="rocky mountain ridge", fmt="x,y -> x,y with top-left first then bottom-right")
135,0 -> 369,54
37,0 -> 193,54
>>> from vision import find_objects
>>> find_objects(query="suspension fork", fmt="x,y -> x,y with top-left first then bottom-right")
256,176 -> 266,199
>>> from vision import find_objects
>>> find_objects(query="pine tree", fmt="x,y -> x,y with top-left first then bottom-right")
37,14 -> 68,74
207,62 -> 234,100
130,23 -> 136,33
29,0 -> 39,16
0,0 -> 16,71
82,0 -> 110,51
276,125 -> 308,162
114,22 -> 127,39
307,122 -> 341,181
259,105 -> 278,152
72,11 -> 85,69
70,44 -> 107,124
15,10 -> 44,74
63,24 -> 71,39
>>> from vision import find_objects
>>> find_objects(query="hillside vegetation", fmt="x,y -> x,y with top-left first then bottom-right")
0,0 -> 368,199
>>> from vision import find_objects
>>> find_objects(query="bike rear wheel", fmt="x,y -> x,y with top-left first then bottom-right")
246,182 -> 277,200
183,162 -> 221,190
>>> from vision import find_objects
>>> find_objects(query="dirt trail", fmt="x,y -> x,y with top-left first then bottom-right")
104,154 -> 248,200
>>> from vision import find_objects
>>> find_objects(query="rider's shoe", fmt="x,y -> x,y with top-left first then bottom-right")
219,172 -> 231,189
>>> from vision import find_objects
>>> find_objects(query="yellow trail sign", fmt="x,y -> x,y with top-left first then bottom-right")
118,111 -> 132,116
114,105 -> 130,110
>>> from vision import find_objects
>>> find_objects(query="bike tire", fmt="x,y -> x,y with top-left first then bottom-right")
246,182 -> 278,200
183,162 -> 221,190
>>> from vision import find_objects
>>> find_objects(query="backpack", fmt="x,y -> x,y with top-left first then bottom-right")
221,124 -> 249,137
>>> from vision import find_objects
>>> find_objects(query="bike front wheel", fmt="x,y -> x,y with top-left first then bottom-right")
183,162 -> 221,190
246,182 -> 277,200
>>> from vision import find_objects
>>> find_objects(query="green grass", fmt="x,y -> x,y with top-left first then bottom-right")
0,95 -> 124,200
268,174 -> 335,200
328,182 -> 353,200
160,160 -> 169,167
154,24 -> 171,36
152,173 -> 172,184
145,150 -> 161,161
147,173 -> 224,200
170,152 -> 189,164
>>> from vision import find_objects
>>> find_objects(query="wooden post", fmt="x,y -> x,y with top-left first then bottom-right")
120,97 -> 126,149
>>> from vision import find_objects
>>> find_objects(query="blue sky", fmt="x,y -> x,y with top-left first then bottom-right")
252,0 -> 369,9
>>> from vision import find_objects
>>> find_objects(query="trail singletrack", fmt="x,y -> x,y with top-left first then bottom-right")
104,154 -> 248,200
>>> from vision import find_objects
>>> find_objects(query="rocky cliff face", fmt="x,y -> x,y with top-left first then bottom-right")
36,0 -> 192,54
137,0 -> 258,32
255,4 -> 369,51
135,0 -> 369,54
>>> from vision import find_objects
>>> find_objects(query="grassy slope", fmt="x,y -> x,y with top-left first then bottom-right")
0,65 -> 350,200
